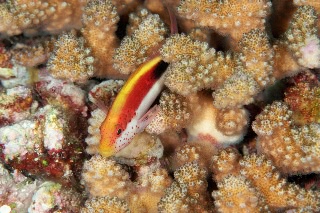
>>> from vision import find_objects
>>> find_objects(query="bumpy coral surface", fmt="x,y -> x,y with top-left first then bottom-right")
253,101 -> 320,174
0,0 -> 320,212
48,31 -> 95,83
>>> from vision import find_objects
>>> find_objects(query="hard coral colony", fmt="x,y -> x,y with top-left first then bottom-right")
0,0 -> 319,212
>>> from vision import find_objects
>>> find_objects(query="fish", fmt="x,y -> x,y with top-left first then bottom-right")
99,56 -> 169,157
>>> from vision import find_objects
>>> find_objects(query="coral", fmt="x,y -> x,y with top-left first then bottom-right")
0,42 -> 12,70
1,0 -> 320,211
239,154 -> 320,211
211,147 -> 241,182
252,101 -> 320,174
47,31 -> 95,83
211,150 -> 320,212
111,0 -> 141,15
128,164 -> 172,212
285,71 -> 320,125
88,80 -> 124,111
158,162 -> 212,212
212,175 -> 269,213
115,132 -> 164,166
160,34 -> 225,95
81,196 -> 130,213
35,74 -> 88,116
114,12 -> 168,74
212,69 -> 260,109
28,181 -> 81,213
0,0 -> 86,37
81,155 -> 133,198
177,0 -> 272,45
293,0 -> 320,10
0,163 -> 39,212
81,155 -> 171,212
0,105 -> 86,183
168,141 -> 220,175
273,6 -> 320,79
237,29 -> 274,88
186,93 -> 248,146
0,86 -> 36,126
10,36 -> 56,67
81,0 -> 122,78
161,29 -> 273,109
85,108 -> 106,155
282,6 -> 320,69
146,90 -> 191,135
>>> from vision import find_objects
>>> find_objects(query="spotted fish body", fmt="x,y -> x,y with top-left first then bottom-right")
99,56 -> 169,157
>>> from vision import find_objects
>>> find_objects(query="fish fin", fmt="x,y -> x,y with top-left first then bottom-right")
137,105 -> 160,133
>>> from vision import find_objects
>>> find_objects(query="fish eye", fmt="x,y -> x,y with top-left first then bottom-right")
117,129 -> 122,135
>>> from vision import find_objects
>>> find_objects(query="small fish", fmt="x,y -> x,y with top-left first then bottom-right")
99,5 -> 178,157
99,56 -> 169,157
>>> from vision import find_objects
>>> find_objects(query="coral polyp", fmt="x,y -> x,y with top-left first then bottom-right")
0,0 -> 319,212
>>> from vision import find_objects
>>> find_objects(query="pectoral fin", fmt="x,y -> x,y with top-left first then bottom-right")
137,105 -> 160,133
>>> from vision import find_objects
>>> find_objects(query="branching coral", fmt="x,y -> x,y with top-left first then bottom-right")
273,5 -> 320,79
158,162 -> 212,212
81,155 -> 172,212
47,31 -> 95,83
146,90 -> 191,135
10,36 -> 56,67
176,0 -> 272,45
239,154 -> 320,211
252,101 -> 320,175
114,11 -> 169,74
81,196 -> 130,213
81,0 -> 122,78
0,0 -> 86,37
211,149 -> 320,212
160,28 -> 273,109
81,155 -> 132,198
211,147 -> 241,182
213,175 -> 269,213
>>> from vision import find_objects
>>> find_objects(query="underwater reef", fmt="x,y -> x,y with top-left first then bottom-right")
0,0 -> 320,212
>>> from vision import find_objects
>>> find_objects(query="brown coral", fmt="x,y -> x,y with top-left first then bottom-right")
211,150 -> 320,212
10,36 -> 56,67
114,12 -> 169,74
239,154 -> 320,211
0,0 -> 86,37
158,162 -> 212,212
212,175 -> 269,213
47,31 -> 95,83
252,101 -> 320,174
81,155 -> 132,198
81,196 -> 130,213
211,147 -> 241,182
146,90 -> 191,134
177,0 -> 272,45
81,0 -> 123,79
273,6 -> 320,79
